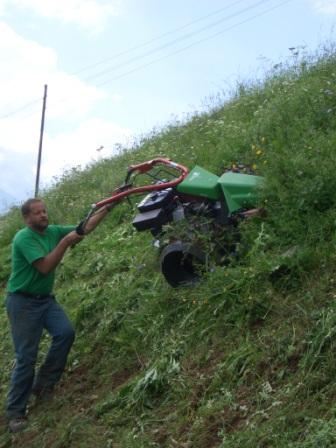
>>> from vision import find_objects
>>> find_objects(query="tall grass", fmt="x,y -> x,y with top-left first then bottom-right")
1,47 -> 336,447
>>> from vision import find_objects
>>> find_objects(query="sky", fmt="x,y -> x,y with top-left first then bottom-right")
0,0 -> 335,211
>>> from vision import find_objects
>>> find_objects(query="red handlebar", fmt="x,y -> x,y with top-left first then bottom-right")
128,157 -> 188,175
95,158 -> 189,208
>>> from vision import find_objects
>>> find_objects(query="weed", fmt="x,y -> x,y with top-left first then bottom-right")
2,46 -> 336,447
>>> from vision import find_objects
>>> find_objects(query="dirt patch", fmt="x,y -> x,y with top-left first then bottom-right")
287,352 -> 301,373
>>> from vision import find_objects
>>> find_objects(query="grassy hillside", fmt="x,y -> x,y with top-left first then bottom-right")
2,47 -> 336,447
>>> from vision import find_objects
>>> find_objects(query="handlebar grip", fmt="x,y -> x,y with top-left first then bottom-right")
75,220 -> 86,235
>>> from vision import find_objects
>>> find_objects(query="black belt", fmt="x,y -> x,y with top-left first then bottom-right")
16,292 -> 54,300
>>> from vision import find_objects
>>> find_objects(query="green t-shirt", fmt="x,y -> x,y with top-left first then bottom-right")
7,225 -> 75,295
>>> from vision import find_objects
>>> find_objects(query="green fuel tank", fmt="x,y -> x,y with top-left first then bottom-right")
176,166 -> 221,200
177,165 -> 263,213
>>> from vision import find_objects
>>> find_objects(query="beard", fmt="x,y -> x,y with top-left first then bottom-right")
32,219 -> 49,232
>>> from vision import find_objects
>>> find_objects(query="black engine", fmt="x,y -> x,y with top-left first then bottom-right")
131,189 -> 234,287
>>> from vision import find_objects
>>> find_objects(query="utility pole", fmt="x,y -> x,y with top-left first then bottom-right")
34,84 -> 48,198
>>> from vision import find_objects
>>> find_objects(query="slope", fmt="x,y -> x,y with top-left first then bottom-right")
1,47 -> 336,447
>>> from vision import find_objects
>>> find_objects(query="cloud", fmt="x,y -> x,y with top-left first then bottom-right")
0,22 -> 108,120
0,23 -> 132,200
0,21 -> 114,160
0,0 -> 6,15
0,116 -> 132,202
0,147 -> 36,199
41,117 -> 132,181
0,0 -> 122,32
312,0 -> 336,14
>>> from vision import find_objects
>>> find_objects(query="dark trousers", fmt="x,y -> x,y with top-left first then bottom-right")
5,293 -> 75,419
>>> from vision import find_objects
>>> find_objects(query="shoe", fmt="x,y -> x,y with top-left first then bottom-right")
8,417 -> 27,433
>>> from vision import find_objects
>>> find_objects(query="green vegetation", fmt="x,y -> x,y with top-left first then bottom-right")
2,46 -> 336,447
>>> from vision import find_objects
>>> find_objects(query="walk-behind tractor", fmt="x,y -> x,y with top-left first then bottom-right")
77,158 -> 264,287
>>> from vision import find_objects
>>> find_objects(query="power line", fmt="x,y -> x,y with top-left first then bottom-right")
0,0 -> 293,121
95,0 -> 294,87
0,1 -> 249,121
0,97 -> 42,120
71,0 -> 248,76
44,0 -> 292,122
47,0 -> 293,113
82,0 -> 276,84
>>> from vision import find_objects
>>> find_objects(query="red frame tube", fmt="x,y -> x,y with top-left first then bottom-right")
95,158 -> 189,208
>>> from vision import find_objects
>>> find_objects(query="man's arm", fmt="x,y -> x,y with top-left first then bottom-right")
33,231 -> 84,275
34,204 -> 116,274
82,204 -> 117,235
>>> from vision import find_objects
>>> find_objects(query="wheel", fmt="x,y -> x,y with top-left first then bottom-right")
159,241 -> 205,287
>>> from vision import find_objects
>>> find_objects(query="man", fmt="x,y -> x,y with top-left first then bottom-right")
4,198 -> 112,433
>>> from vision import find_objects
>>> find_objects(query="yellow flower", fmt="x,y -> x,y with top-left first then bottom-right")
261,137 -> 266,143
256,149 -> 262,156
252,163 -> 257,170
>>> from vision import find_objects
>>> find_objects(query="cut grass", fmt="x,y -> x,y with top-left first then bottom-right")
2,46 -> 336,447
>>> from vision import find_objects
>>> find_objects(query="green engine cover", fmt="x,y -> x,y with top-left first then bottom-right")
218,172 -> 263,213
177,165 -> 263,214
177,166 -> 221,200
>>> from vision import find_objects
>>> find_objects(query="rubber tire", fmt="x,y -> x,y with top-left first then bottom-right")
160,241 -> 205,287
